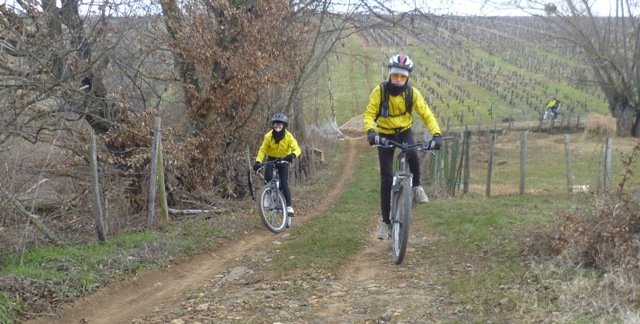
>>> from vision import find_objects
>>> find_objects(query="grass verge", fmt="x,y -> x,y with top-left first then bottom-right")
416,193 -> 633,322
0,214 -> 235,321
273,142 -> 378,270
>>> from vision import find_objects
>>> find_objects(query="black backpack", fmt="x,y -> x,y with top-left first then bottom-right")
375,82 -> 413,121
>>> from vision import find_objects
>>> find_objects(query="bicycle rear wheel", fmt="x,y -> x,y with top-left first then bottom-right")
258,185 -> 288,233
391,181 -> 412,264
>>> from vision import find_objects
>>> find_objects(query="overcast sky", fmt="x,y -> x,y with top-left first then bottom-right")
441,0 -> 615,16
376,0 -> 617,16
0,0 -> 621,17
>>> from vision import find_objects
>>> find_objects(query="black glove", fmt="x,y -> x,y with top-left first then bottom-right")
253,162 -> 262,172
284,153 -> 295,162
367,129 -> 378,146
432,134 -> 443,150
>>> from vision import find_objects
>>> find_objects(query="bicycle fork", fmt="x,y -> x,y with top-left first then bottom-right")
391,172 -> 412,220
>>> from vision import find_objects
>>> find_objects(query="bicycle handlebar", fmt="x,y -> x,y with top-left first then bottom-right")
255,158 -> 289,173
261,158 -> 289,165
373,137 -> 440,151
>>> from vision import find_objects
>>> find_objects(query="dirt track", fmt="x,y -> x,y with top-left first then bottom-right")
26,134 -> 456,323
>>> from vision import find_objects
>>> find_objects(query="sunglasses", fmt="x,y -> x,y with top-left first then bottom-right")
390,73 -> 408,81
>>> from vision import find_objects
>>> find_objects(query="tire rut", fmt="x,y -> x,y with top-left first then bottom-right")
27,137 -> 361,324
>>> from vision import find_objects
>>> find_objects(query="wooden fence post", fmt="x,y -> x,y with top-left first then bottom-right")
519,131 -> 527,195
463,130 -> 471,194
486,133 -> 496,198
438,139 -> 445,188
147,117 -> 161,229
604,137 -> 612,194
88,127 -> 107,242
564,134 -> 573,193
432,146 -> 445,191
157,141 -> 170,228
442,139 -> 450,193
449,137 -> 460,196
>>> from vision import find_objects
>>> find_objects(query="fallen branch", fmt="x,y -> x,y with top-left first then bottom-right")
1,187 -> 61,244
168,207 -> 223,215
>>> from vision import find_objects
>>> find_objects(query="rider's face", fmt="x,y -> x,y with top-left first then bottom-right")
390,73 -> 408,86
273,122 -> 284,131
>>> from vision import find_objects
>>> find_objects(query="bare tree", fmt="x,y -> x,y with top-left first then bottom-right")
0,1 -> 139,244
0,1 -> 126,143
526,0 -> 640,137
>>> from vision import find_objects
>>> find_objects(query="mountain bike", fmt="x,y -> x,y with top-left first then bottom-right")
543,107 -> 561,122
252,159 -> 291,233
374,137 -> 439,264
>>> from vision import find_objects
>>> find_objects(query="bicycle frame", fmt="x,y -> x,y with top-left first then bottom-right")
392,144 -> 413,188
263,163 -> 281,190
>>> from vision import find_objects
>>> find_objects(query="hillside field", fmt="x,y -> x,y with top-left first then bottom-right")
308,16 -> 609,131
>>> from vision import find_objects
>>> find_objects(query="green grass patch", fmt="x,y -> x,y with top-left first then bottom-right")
414,194 -> 630,322
419,194 -> 566,252
416,195 -> 551,321
3,232 -> 157,280
0,293 -> 23,324
273,143 -> 379,269
0,217 -> 228,322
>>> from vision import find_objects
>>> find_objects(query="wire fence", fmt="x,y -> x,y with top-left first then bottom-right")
419,128 -> 626,198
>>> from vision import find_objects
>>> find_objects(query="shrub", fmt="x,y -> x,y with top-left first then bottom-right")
532,142 -> 640,305
584,112 -> 616,139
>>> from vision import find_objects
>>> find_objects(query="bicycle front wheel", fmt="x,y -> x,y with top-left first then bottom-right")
391,181 -> 412,264
258,185 -> 288,233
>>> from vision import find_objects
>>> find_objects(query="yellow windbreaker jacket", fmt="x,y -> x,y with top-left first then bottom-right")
363,84 -> 441,136
255,130 -> 302,163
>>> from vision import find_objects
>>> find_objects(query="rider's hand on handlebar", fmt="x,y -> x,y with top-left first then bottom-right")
432,134 -> 442,150
253,162 -> 262,172
367,129 -> 377,146
423,135 -> 443,150
367,130 -> 386,146
284,153 -> 295,162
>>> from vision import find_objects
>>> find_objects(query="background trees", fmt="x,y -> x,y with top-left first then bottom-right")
528,0 -> 640,136
0,0 -> 359,244
1,0 -> 636,247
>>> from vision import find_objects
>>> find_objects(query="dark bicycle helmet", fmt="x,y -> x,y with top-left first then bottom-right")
271,112 -> 289,126
388,54 -> 414,75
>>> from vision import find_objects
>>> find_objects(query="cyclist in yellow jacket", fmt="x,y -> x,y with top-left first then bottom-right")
363,53 -> 442,240
545,97 -> 560,120
253,113 -> 302,215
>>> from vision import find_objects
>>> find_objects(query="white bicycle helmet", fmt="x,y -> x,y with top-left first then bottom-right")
388,54 -> 414,76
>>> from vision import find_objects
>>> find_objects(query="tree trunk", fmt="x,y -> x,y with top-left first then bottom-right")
612,102 -> 639,137
633,113 -> 640,138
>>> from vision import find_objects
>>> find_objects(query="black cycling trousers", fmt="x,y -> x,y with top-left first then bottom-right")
377,128 -> 421,223
265,161 -> 292,207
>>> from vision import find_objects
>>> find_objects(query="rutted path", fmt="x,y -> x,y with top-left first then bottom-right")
134,218 -> 450,323
29,133 -> 458,323
131,138 -> 452,323
28,137 -> 364,324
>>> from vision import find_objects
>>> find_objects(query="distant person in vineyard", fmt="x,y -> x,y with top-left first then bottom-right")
545,97 -> 560,119
362,53 -> 443,240
253,113 -> 302,215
